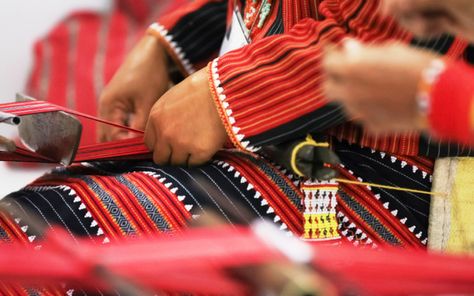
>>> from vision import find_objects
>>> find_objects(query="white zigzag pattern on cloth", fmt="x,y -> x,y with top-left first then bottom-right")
343,167 -> 426,245
211,58 -> 260,153
142,171 -> 195,214
149,23 -> 195,74
55,185 -> 109,244
337,211 -> 376,248
213,160 -> 291,236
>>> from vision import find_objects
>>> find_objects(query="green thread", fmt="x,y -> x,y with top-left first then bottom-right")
257,0 -> 271,28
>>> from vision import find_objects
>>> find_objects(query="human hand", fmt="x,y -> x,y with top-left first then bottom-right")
382,0 -> 474,42
0,135 -> 15,152
144,67 -> 228,166
98,35 -> 170,142
323,40 -> 438,134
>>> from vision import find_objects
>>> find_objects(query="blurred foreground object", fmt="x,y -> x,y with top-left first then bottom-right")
0,220 -> 474,295
382,0 -> 474,42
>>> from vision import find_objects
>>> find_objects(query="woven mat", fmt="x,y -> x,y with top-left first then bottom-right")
429,158 -> 474,254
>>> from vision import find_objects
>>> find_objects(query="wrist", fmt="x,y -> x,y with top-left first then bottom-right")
416,59 -> 447,130
141,33 -> 168,64
146,22 -> 194,78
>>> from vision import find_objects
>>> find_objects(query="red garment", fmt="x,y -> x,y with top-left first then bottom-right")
22,0 -> 474,248
155,0 -> 471,157
429,61 -> 474,144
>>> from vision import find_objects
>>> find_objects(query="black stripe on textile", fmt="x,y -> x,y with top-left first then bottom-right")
333,139 -> 431,241
234,151 -> 303,211
246,102 -> 347,146
463,44 -> 474,65
96,160 -> 278,225
410,34 -> 454,55
418,134 -> 474,158
3,188 -> 98,239
338,191 -> 402,245
265,1 -> 284,37
169,1 -> 227,65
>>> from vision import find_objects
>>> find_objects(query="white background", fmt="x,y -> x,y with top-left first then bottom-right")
0,0 -> 112,197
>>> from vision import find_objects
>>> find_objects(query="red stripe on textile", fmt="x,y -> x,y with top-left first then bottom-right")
75,15 -> 101,145
104,12 -> 129,84
219,153 -> 303,235
394,155 -> 434,175
91,176 -> 140,235
0,283 -> 22,296
31,180 -> 124,240
26,41 -> 44,98
64,181 -> 123,239
47,22 -> 70,107
140,173 -> 191,227
131,173 -> 189,229
0,212 -> 29,245
106,176 -> 158,234
121,174 -> 169,233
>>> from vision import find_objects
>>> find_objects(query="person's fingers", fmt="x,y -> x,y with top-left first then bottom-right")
323,39 -> 365,80
129,110 -> 147,132
323,78 -> 349,102
98,111 -> 130,142
0,135 -> 15,152
152,141 -> 172,165
405,15 -> 450,37
129,96 -> 156,132
169,148 -> 191,166
144,120 -> 157,151
322,44 -> 347,79
395,0 -> 446,14
98,95 -> 132,142
381,0 -> 398,16
341,102 -> 366,122
187,154 -> 210,167
145,113 -> 172,165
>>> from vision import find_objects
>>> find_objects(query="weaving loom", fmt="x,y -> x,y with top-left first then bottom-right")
0,94 -> 150,164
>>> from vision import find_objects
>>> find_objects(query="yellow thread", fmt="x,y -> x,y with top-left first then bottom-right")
470,95 -> 474,132
335,178 -> 448,197
300,186 -> 337,191
290,135 -> 448,197
290,134 -> 329,178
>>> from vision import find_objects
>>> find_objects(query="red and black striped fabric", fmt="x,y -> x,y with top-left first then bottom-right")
2,1 -> 474,294
152,0 -> 473,245
0,151 -> 304,295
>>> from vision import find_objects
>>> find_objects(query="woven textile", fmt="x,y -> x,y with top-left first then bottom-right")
429,158 -> 474,254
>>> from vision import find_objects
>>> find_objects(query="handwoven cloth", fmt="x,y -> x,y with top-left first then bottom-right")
429,158 -> 474,253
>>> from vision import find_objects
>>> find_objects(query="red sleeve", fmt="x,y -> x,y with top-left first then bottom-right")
205,0 -> 417,153
207,18 -> 347,152
429,61 -> 474,144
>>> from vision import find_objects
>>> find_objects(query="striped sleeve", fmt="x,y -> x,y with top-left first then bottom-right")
150,0 -> 227,76
208,18 -> 347,152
